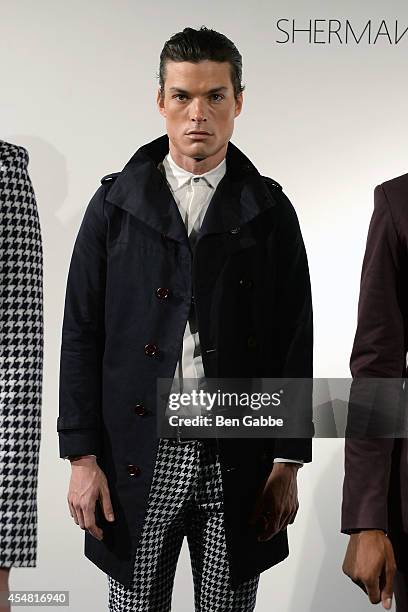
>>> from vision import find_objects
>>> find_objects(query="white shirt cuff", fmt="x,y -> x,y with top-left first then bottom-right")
64,454 -> 97,460
273,457 -> 304,465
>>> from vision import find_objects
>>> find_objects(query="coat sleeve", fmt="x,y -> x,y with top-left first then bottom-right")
272,190 -> 314,463
57,185 -> 108,458
341,184 -> 405,533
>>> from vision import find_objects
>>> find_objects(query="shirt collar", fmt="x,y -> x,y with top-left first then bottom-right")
161,149 -> 226,192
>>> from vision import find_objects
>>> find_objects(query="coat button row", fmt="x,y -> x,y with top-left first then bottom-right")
127,464 -> 141,477
156,287 -> 170,299
134,403 -> 146,416
144,343 -> 158,356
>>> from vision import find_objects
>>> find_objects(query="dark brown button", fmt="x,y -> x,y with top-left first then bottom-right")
239,278 -> 253,289
127,464 -> 141,477
247,335 -> 257,349
156,287 -> 170,299
144,343 -> 158,356
134,403 -> 146,416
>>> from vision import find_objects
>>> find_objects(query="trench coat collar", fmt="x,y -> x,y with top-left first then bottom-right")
105,133 -> 277,242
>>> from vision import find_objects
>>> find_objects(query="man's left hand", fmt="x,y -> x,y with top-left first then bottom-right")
249,462 -> 301,542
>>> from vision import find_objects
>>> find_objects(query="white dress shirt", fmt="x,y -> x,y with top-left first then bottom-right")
159,150 -> 226,387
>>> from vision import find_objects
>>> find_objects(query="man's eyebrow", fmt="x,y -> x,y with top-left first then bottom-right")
168,86 -> 229,94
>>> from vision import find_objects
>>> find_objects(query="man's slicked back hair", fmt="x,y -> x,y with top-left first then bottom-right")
158,26 -> 245,100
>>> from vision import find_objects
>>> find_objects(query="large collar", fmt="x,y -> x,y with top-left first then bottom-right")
105,133 -> 277,243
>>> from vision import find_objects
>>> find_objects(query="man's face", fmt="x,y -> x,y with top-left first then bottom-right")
157,60 -> 243,167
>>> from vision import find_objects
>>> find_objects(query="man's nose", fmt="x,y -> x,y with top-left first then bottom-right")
190,98 -> 207,122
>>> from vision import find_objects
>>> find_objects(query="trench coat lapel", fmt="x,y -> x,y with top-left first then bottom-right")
105,133 -> 277,241
197,169 -> 275,239
105,141 -> 187,243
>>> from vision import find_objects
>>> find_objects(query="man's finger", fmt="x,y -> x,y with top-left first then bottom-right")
279,503 -> 298,531
257,518 -> 276,542
276,511 -> 290,532
83,502 -> 103,541
100,485 -> 115,522
273,502 -> 295,532
364,576 -> 381,605
68,499 -> 79,525
380,558 -> 395,609
74,504 -> 86,530
288,503 -> 299,525
258,510 -> 281,541
85,521 -> 103,541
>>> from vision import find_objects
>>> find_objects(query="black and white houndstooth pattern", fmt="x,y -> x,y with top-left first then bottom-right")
0,141 -> 43,566
108,439 -> 260,611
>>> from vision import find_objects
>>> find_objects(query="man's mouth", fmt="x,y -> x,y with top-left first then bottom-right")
186,130 -> 211,135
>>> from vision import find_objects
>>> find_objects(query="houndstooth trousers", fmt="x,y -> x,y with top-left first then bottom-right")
108,438 -> 260,611
0,141 -> 43,567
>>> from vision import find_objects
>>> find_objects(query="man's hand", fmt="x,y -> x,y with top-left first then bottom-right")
249,462 -> 300,542
67,455 -> 115,541
342,530 -> 396,609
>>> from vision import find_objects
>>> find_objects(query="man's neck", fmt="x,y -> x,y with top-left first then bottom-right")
168,141 -> 227,175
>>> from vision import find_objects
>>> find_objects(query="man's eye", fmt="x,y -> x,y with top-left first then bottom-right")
174,94 -> 187,101
211,94 -> 224,101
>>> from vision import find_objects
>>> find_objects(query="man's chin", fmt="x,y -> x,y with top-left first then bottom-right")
172,140 -> 212,161
188,145 -> 207,155
186,147 -> 208,161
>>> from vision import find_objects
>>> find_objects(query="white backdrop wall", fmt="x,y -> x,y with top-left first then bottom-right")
1,0 -> 407,610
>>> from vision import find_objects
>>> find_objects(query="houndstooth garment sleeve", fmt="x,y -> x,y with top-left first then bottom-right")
0,141 -> 43,566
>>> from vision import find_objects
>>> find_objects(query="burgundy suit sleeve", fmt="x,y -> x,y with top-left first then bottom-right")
341,184 -> 405,533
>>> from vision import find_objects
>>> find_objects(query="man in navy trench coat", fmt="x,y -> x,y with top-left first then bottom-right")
57,26 -> 313,594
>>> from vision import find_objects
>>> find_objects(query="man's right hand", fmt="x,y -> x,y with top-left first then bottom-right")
342,530 -> 397,609
67,455 -> 115,541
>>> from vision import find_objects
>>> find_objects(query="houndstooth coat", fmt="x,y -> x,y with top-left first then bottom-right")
0,140 -> 43,566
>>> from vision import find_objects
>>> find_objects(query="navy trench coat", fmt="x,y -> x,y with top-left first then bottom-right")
57,133 -> 313,589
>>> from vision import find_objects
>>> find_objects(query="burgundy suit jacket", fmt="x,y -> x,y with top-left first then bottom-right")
342,173 -> 408,556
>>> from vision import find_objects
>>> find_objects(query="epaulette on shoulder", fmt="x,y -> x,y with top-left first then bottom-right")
101,172 -> 120,185
262,176 -> 282,191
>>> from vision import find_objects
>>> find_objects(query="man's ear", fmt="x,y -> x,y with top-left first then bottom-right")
157,88 -> 166,118
235,92 -> 243,118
